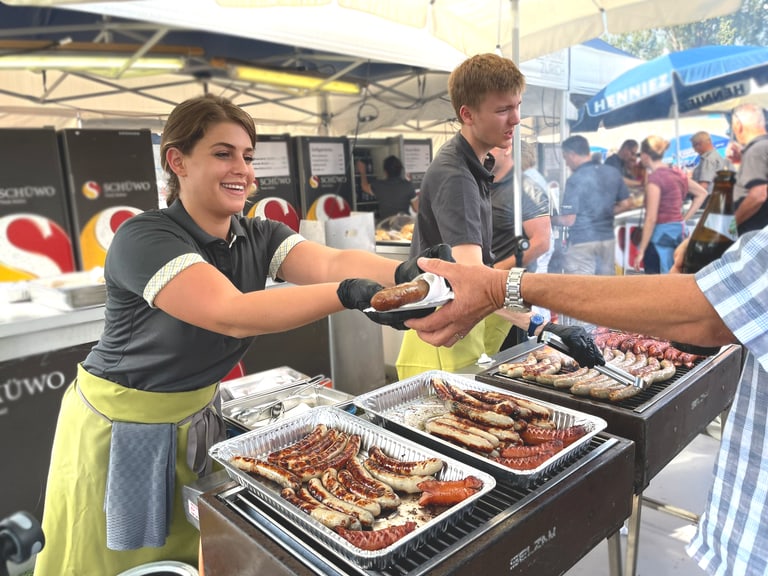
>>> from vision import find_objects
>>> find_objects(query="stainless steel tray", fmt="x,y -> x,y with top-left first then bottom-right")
354,370 -> 607,486
28,271 -> 106,310
209,405 -> 495,570
220,366 -> 312,402
222,381 -> 353,431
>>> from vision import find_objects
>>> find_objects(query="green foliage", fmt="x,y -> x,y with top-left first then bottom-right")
604,0 -> 768,59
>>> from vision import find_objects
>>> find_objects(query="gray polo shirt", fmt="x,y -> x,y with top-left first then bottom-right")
410,132 -> 496,265
692,148 -> 733,193
83,200 -> 300,391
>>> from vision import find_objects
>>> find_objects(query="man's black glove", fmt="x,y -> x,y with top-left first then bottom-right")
337,279 -> 433,330
395,243 -> 455,285
538,323 -> 605,368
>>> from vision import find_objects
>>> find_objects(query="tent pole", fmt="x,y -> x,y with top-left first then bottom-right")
510,0 -> 523,240
672,89 -> 681,167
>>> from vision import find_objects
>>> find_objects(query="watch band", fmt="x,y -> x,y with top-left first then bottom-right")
527,313 -> 545,337
503,268 -> 529,311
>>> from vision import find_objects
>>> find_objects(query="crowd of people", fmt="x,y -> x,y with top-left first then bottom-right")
30,40 -> 768,576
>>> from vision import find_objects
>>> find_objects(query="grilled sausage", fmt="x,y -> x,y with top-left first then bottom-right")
448,401 -> 516,428
424,419 -> 496,453
367,446 -> 444,476
430,416 -> 502,446
370,279 -> 430,311
499,439 -> 563,459
230,456 -> 301,491
292,434 -> 361,482
337,469 -> 401,510
267,424 -> 328,463
416,476 -> 484,492
417,487 -> 478,507
520,424 -> 587,447
363,458 -> 434,493
307,477 -> 375,529
494,452 -> 553,470
281,487 -> 361,531
345,455 -> 400,499
440,414 -> 521,443
336,522 -> 417,551
320,468 -> 381,516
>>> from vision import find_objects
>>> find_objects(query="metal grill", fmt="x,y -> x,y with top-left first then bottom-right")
477,343 -> 742,492
487,363 -> 694,412
217,435 -> 617,576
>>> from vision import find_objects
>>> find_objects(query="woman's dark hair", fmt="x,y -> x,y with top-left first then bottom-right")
383,155 -> 404,178
161,94 -> 256,205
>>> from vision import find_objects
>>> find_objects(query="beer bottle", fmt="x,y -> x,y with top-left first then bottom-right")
682,169 -> 737,273
675,169 -> 737,356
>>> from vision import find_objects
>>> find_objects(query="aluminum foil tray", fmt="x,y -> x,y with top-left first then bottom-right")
222,382 -> 353,431
354,370 -> 607,487
209,405 -> 495,570
28,270 -> 106,310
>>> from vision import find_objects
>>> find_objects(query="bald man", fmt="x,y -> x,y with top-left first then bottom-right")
690,131 -> 733,193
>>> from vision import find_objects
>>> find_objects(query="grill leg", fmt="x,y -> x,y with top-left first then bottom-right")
624,493 -> 643,576
607,530 -> 624,576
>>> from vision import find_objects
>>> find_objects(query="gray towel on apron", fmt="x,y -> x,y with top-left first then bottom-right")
104,422 -> 176,550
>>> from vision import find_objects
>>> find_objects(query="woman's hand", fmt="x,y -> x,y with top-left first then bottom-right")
633,251 -> 645,271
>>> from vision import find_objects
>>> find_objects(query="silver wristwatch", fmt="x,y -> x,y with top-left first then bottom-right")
503,268 -> 530,311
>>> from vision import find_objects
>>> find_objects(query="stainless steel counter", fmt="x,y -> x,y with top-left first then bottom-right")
0,304 -> 104,363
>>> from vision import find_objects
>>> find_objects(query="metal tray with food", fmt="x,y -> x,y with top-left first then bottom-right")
222,380 -> 353,431
209,405 -> 495,570
27,270 -> 106,310
354,370 -> 607,487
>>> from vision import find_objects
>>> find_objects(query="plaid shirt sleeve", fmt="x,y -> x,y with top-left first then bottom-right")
695,229 -> 768,372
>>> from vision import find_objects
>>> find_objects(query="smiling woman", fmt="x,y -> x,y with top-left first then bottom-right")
30,93 -> 456,576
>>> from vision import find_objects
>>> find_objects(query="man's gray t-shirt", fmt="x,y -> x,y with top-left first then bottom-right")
560,161 -> 629,245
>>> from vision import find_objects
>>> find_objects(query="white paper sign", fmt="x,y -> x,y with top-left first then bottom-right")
309,142 -> 346,176
403,144 -> 432,174
253,141 -> 290,177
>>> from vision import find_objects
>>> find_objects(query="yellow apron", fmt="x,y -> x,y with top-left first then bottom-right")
483,312 -> 515,357
396,318 -> 494,380
34,365 -> 218,576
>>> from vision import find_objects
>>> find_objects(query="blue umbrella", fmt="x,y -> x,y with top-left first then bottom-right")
662,133 -> 729,167
571,45 -> 768,132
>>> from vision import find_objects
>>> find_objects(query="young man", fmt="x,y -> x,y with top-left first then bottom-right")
395,52 -> 533,378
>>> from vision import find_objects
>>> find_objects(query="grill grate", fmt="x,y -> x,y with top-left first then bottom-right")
487,362 -> 694,413
220,435 -> 614,576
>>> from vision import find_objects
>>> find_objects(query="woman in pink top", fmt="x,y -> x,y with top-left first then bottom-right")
633,135 -> 708,273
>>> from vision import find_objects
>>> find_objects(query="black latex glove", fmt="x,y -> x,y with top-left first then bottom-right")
394,243 -> 455,285
337,279 -> 434,330
538,323 -> 605,368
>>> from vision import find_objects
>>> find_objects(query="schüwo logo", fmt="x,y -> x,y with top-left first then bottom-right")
81,180 -> 101,200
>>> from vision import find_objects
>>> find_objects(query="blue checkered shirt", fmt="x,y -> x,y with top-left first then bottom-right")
686,229 -> 768,575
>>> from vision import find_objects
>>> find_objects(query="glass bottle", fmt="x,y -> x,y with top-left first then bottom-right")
682,169 -> 737,274
675,169 -> 737,356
